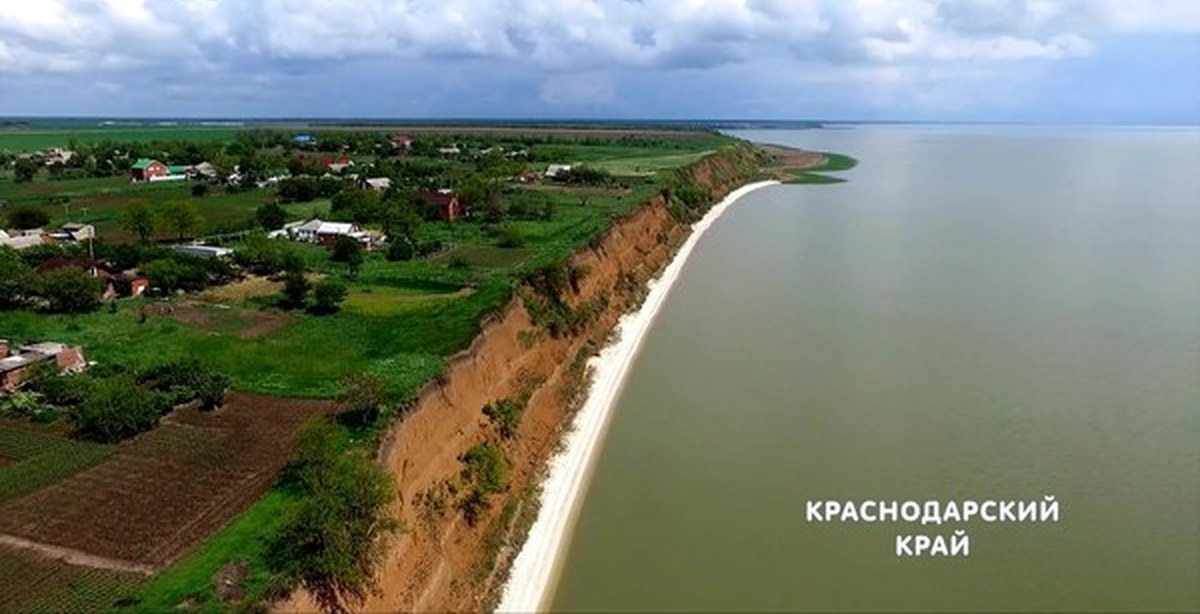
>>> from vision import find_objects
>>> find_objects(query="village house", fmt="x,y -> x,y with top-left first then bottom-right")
172,244 -> 235,260
256,169 -> 290,188
130,158 -> 190,183
187,161 -> 218,180
437,145 -> 462,156
0,340 -> 87,392
364,177 -> 391,192
113,270 -> 150,297
417,191 -> 464,222
47,223 -> 95,245
43,148 -> 75,166
293,134 -> 317,145
514,171 -> 542,184
298,155 -> 355,174
273,219 -> 379,247
36,256 -> 118,299
545,164 -> 573,180
0,228 -> 46,251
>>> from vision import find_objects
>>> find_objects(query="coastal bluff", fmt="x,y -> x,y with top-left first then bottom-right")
284,145 -> 763,613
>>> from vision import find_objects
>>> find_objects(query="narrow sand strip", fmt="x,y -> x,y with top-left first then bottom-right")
497,180 -> 780,613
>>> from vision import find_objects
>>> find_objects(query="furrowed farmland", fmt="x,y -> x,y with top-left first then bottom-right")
0,123 -> 776,610
0,394 -> 333,570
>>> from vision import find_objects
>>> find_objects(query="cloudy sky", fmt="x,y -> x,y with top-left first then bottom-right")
0,0 -> 1197,123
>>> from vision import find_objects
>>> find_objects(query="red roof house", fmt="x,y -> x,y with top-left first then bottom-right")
417,191 -> 463,222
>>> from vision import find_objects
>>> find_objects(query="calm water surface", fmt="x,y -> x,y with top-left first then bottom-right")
550,126 -> 1200,612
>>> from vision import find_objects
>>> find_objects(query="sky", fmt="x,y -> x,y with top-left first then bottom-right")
0,0 -> 1197,123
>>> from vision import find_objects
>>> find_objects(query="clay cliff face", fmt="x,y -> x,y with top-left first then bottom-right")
361,147 -> 759,612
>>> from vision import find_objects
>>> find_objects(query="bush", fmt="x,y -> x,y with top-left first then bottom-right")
6,204 -> 50,229
460,443 -> 506,495
482,398 -> 524,439
281,269 -> 310,309
0,392 -> 53,422
312,279 -> 348,315
385,238 -> 414,262
337,373 -> 387,425
68,375 -> 165,443
191,183 -> 209,197
495,226 -> 524,248
142,358 -> 230,410
256,201 -> 287,230
37,268 -> 105,314
197,371 -> 230,411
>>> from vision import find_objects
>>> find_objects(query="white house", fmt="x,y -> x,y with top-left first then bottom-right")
173,244 -> 235,260
43,148 -> 75,166
277,219 -> 376,246
364,177 -> 391,192
48,223 -> 95,244
0,229 -> 46,251
545,164 -> 573,179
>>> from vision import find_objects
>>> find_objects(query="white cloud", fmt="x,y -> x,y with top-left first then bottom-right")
0,0 -> 1195,118
5,0 -> 1193,76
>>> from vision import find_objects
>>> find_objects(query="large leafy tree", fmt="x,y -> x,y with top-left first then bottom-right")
159,200 -> 202,241
266,420 -> 399,614
37,268 -> 105,314
12,157 -> 38,183
121,201 -> 157,243
0,246 -> 34,309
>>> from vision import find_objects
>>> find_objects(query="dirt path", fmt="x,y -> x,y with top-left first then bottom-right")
0,534 -> 156,576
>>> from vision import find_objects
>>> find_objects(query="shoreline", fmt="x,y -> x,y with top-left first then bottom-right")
496,179 -> 781,613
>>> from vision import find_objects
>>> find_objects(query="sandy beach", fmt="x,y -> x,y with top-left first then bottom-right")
496,180 -> 780,613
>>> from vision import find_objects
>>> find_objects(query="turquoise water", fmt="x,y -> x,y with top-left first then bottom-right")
549,126 -> 1200,612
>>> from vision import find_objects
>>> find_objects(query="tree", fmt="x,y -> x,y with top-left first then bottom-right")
121,201 -> 157,243
312,279 -> 348,315
0,246 -> 34,309
159,200 -> 202,241
330,237 -> 364,276
266,419 -> 400,614
68,374 -> 163,443
282,269 -> 311,308
13,157 -> 38,183
256,201 -> 287,230
37,268 -> 104,313
6,205 -> 50,230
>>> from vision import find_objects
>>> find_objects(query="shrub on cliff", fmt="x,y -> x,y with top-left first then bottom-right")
482,398 -> 525,439
458,442 -> 508,525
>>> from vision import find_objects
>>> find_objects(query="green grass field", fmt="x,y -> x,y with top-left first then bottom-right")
590,150 -> 716,176
0,176 -> 280,240
0,128 -> 242,152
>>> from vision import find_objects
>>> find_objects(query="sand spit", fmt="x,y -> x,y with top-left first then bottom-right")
496,180 -> 780,613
